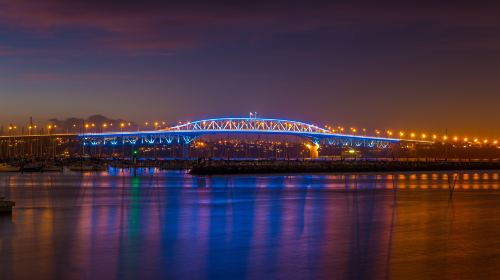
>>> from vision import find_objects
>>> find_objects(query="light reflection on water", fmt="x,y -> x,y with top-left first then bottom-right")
1,169 -> 500,280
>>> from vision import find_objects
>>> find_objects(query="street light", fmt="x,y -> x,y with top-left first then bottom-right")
7,124 -> 18,158
47,125 -> 56,158
120,123 -> 126,157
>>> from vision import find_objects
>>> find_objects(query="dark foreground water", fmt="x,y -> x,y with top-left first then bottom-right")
1,169 -> 500,280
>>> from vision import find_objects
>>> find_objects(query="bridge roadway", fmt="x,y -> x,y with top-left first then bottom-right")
78,117 -> 430,149
0,117 -> 432,150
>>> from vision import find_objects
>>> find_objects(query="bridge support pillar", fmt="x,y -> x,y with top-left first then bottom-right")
181,144 -> 190,159
306,143 -> 319,159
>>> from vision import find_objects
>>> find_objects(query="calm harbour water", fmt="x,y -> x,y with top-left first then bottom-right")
1,169 -> 500,280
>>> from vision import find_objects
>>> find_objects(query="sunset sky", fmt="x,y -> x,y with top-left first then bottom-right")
1,1 -> 499,136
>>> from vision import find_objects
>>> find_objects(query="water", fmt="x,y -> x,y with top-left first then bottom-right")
1,169 -> 500,280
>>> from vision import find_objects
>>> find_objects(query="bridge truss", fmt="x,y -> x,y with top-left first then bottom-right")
80,117 -> 400,149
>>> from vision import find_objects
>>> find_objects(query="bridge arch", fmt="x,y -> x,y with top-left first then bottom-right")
167,117 -> 330,135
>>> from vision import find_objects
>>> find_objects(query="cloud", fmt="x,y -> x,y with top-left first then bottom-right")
16,71 -> 161,83
0,45 -> 41,56
0,1 -> 499,55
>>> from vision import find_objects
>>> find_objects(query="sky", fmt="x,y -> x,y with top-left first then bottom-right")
0,1 -> 499,137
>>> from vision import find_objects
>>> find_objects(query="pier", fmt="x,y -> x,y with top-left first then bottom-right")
190,159 -> 500,175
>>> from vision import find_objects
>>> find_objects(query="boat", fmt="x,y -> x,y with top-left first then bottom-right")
42,165 -> 64,172
0,163 -> 20,172
69,163 -> 107,172
109,161 -> 131,169
21,162 -> 43,172
0,196 -> 15,213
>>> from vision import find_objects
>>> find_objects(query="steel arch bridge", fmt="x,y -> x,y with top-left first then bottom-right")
79,117 -> 402,149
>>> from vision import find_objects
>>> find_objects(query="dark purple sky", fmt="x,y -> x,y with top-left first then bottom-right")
1,1 -> 499,136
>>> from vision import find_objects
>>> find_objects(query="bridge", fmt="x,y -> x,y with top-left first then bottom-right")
78,117 -> 424,157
